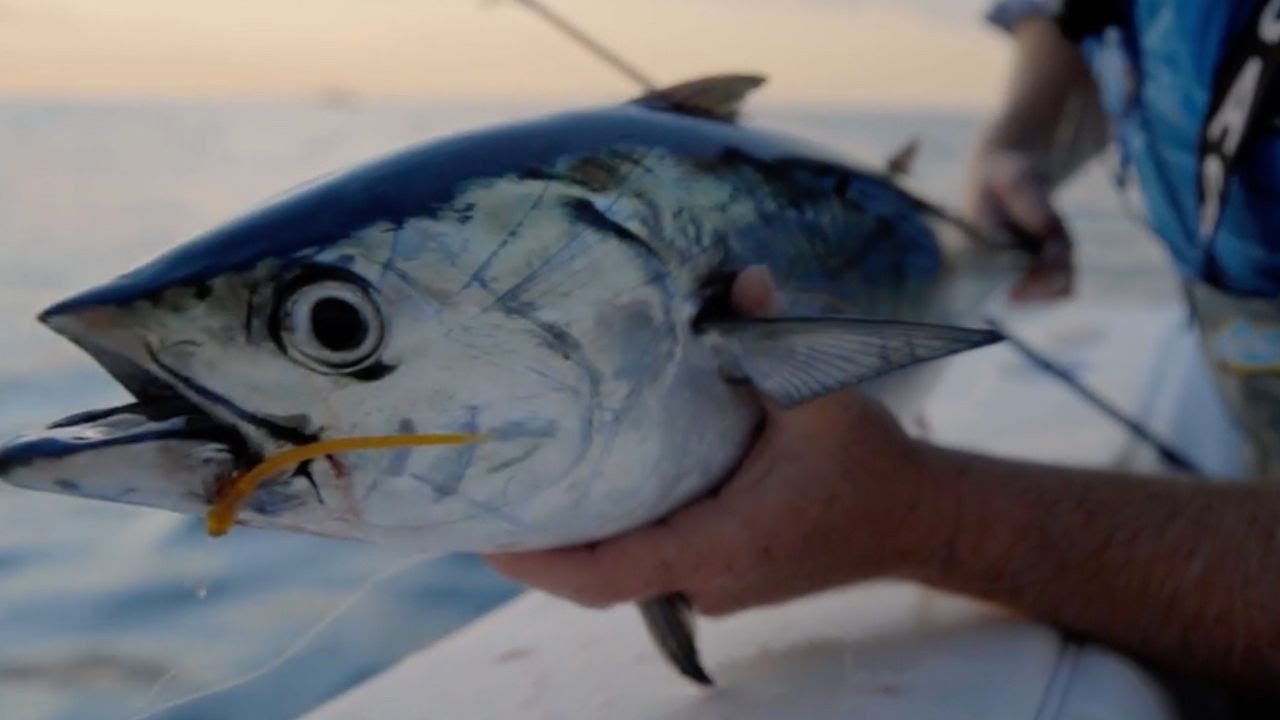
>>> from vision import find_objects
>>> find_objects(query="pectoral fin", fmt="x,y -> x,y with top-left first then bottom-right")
705,317 -> 1002,408
637,593 -> 712,685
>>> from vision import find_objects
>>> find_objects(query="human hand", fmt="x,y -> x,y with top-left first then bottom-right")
966,145 -> 1074,302
484,266 -> 945,615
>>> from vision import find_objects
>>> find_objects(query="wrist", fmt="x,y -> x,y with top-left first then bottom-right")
864,438 -> 963,581
979,117 -> 1056,161
981,14 -> 1090,158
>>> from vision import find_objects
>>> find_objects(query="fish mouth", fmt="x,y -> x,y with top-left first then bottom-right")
0,327 -> 280,513
2,397 -> 255,475
0,379 -> 264,511
3,302 -> 482,528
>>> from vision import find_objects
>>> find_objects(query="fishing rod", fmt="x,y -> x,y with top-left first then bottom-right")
500,0 -> 1205,478
494,0 -> 658,91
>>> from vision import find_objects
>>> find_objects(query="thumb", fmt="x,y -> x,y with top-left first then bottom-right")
727,265 -> 863,422
730,264 -> 784,319
728,265 -> 800,416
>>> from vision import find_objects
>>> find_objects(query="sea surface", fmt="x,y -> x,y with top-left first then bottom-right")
0,99 -> 1172,720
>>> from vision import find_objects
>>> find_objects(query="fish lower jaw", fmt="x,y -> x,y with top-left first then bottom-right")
0,397 -> 258,501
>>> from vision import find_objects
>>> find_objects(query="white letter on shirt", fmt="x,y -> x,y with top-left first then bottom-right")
1207,57 -> 1264,157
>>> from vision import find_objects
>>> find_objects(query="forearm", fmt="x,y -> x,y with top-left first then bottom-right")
983,18 -> 1105,184
904,445 -> 1280,688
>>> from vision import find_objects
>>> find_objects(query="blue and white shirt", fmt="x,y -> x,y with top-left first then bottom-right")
988,0 -> 1280,299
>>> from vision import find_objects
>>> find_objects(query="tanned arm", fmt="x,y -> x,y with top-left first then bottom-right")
908,446 -> 1280,688
979,16 -> 1107,187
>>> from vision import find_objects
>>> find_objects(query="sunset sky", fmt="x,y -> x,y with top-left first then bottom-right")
0,0 -> 1011,108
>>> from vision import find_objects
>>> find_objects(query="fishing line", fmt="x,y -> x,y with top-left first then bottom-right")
132,437 -> 487,717
129,553 -> 431,720
134,669 -> 179,714
492,0 -> 657,91
984,317 -> 1207,477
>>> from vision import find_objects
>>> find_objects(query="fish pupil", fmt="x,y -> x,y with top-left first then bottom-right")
310,297 -> 368,352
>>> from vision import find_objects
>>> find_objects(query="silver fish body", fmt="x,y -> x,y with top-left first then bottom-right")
0,89 -> 1011,554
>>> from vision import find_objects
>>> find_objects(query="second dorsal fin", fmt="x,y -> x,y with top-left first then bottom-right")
631,74 -> 767,122
885,136 -> 921,178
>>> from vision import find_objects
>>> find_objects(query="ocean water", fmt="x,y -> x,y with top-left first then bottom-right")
0,99 -> 1170,720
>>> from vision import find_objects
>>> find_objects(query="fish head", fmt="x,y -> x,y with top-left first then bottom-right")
0,170 -> 600,545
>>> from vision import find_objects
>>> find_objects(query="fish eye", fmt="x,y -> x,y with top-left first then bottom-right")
277,278 -> 385,373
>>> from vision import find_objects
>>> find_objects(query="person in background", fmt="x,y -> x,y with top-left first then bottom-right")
485,0 -> 1280,703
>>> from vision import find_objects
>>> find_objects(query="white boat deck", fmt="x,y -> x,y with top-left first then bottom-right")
307,582 -> 1175,720
306,300 -> 1235,720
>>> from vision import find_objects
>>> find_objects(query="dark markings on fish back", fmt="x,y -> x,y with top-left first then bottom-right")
461,177 -> 557,293
485,155 -> 652,311
517,167 -> 559,182
377,220 -> 406,285
561,150 -> 648,192
562,197 -> 664,266
821,213 -> 900,278
832,171 -> 852,198
453,202 -> 476,224
701,149 -> 943,294
534,148 -> 655,188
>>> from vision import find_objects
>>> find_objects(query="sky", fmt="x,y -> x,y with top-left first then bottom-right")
0,0 -> 1012,109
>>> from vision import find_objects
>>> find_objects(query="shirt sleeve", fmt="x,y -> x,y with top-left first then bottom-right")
985,0 -> 1064,33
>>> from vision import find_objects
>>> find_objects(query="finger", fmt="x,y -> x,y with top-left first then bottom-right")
981,160 -> 1075,301
484,496 -> 728,606
1010,262 -> 1073,301
727,264 -> 794,412
731,265 -> 783,318
967,183 -> 1016,243
483,544 -> 653,608
728,266 -> 879,419
1009,228 -> 1074,302
988,160 -> 1060,242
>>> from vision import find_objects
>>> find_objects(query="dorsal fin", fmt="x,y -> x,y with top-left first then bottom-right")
885,136 -> 921,178
631,74 -> 767,122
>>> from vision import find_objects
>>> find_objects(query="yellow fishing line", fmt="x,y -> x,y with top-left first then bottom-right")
206,433 -> 489,537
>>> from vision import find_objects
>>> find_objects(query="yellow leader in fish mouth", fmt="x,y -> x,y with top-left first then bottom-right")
206,433 -> 491,537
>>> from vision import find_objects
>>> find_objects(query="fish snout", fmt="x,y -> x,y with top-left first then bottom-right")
40,303 -> 124,334
38,302 -> 154,368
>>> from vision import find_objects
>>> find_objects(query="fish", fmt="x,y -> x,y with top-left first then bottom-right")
0,75 -> 1019,685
